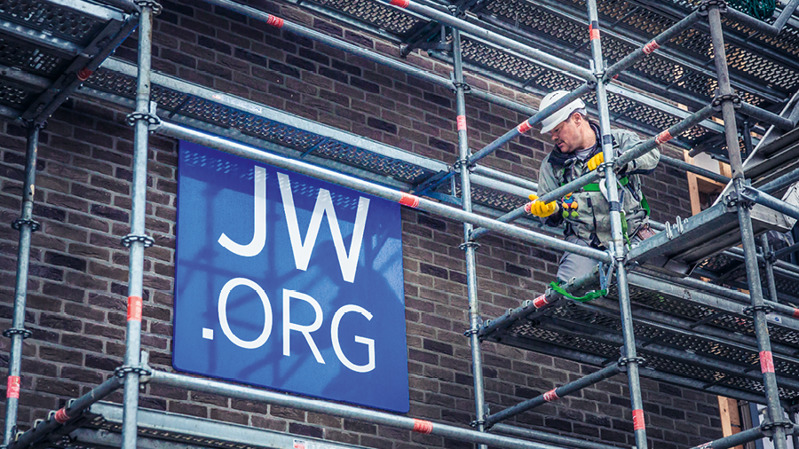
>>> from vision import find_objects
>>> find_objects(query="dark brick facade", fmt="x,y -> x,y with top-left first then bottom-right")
0,1 -> 720,448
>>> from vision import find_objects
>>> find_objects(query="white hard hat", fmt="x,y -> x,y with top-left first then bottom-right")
539,90 -> 587,134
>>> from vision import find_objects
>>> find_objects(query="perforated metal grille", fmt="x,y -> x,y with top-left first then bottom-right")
0,34 -> 66,76
446,180 -> 527,212
697,252 -> 799,299
460,39 -> 547,81
87,68 -> 434,184
486,279 -> 799,399
501,315 -> 799,398
84,414 -> 272,449
0,84 -> 32,107
305,0 -> 424,36
0,0 -> 104,43
312,140 -> 430,183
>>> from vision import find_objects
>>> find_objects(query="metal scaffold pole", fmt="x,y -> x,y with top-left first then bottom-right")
451,26 -> 488,447
120,2 -> 159,449
585,1 -> 648,447
2,124 -> 41,449
706,2 -> 789,448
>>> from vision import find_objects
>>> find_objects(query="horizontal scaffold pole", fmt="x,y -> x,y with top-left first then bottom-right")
484,363 -> 621,428
738,102 -> 795,131
689,426 -> 765,449
724,0 -> 799,36
151,370 -> 571,449
157,121 -> 612,262
603,10 -> 702,81
7,376 -> 123,449
373,0 -> 594,81
414,84 -> 594,195
490,424 -> 625,449
742,186 -> 799,221
471,103 -> 716,240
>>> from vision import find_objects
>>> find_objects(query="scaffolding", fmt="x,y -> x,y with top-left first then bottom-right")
3,0 -> 799,448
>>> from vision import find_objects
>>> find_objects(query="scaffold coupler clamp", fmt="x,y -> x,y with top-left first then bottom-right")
450,79 -> 471,94
760,420 -> 793,436
12,218 -> 40,232
711,92 -> 741,111
728,187 -> 755,210
459,239 -> 480,251
743,304 -> 774,316
698,0 -> 727,15
126,100 -> 162,131
452,157 -> 475,173
121,233 -> 155,248
617,356 -> 646,372
3,327 -> 32,339
133,0 -> 162,15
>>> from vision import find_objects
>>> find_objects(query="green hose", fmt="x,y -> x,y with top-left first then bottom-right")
728,0 -> 776,20
549,281 -> 607,303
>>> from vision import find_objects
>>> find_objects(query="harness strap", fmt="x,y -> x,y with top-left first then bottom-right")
549,281 -> 607,303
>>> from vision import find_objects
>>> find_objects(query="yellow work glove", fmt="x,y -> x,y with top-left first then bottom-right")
586,152 -> 604,171
525,194 -> 557,217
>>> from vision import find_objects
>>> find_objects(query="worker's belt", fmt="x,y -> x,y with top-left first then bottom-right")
580,176 -> 650,217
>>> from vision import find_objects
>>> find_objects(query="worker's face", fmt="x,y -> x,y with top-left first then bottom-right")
549,113 -> 582,153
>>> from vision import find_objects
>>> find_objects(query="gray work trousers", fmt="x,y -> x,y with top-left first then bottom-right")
556,229 -> 653,283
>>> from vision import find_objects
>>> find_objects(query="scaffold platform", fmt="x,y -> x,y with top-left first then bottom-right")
479,270 -> 799,404
0,0 -> 136,124
628,200 -> 795,275
43,402 -> 373,449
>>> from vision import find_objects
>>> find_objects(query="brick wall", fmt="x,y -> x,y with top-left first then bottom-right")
0,0 -> 720,448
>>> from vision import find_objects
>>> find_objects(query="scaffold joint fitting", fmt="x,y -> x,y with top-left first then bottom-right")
121,234 -> 155,248
712,93 -> 741,110
618,356 -> 646,368
459,240 -> 481,250
451,81 -> 471,93
12,218 -> 40,232
133,0 -> 162,15
743,304 -> 773,316
114,365 -> 153,378
698,0 -> 727,15
765,250 -> 777,264
469,418 -> 485,428
126,111 -> 162,128
452,158 -> 475,172
3,327 -> 32,339
760,420 -> 793,435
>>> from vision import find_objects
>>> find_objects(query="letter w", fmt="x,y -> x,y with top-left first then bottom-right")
278,173 -> 370,283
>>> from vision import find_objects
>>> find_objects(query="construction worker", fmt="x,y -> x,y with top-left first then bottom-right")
526,90 -> 660,283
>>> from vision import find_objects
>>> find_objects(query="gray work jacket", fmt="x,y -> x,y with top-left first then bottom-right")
536,126 -> 660,246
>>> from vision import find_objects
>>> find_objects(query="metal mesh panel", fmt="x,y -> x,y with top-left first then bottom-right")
87,68 -> 436,184
313,140 -> 430,184
0,34 -> 66,76
0,84 -> 33,108
497,301 -> 799,398
446,180 -> 527,212
0,0 -> 104,43
461,39 -> 547,81
502,314 -> 799,398
305,0 -> 424,36
84,414 -> 273,449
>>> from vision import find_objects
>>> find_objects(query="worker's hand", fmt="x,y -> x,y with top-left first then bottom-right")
587,152 -> 604,171
525,194 -> 557,217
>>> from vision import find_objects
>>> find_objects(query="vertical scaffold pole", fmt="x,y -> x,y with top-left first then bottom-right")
451,26 -> 488,446
2,124 -> 41,448
120,2 -> 159,449
706,3 -> 788,448
585,1 -> 648,448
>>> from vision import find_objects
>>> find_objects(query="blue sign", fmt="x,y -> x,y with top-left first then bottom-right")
174,141 -> 409,412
